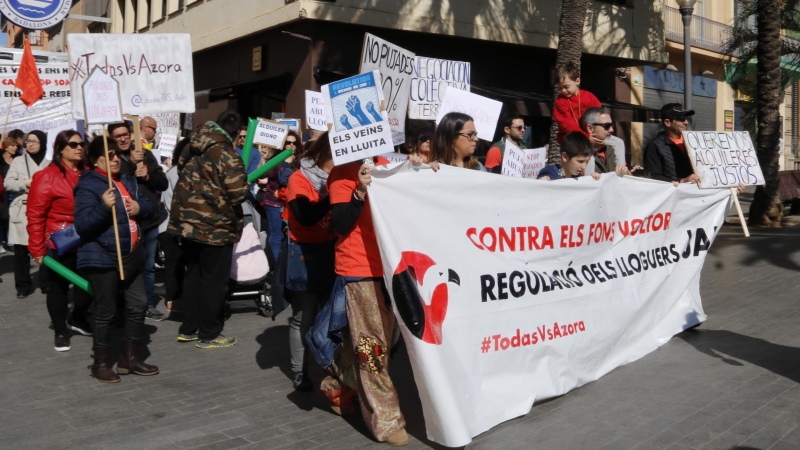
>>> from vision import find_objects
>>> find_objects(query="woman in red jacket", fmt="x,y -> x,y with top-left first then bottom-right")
27,130 -> 92,352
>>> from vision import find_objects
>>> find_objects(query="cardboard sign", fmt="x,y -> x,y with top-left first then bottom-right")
683,131 -> 765,188
157,133 -> 178,160
322,70 -> 394,166
435,87 -> 502,143
278,118 -> 301,133
408,57 -> 470,120
359,33 -> 415,146
68,33 -> 195,119
253,118 -> 289,149
502,142 -> 548,179
81,66 -> 123,125
305,90 -> 327,131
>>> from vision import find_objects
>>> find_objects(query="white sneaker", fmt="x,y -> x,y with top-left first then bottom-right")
0,246 -> 7,254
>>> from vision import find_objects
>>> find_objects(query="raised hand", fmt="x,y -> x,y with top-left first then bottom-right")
365,101 -> 383,123
346,95 -> 372,126
339,114 -> 354,130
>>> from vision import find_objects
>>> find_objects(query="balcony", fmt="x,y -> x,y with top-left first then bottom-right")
663,5 -> 732,53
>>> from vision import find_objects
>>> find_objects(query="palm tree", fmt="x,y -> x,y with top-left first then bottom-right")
548,0 -> 591,163
726,0 -> 800,226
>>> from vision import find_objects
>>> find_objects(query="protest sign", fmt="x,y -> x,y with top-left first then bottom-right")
409,57 -> 470,120
436,87 -> 502,142
68,34 -> 195,119
0,58 -> 73,135
359,33 -> 415,146
157,133 -> 178,161
369,167 -> 731,447
305,90 -> 327,131
149,112 -> 180,146
500,140 -> 526,177
81,67 -> 122,125
683,131 -> 765,189
277,118 -> 301,133
322,70 -> 394,166
253,118 -> 289,149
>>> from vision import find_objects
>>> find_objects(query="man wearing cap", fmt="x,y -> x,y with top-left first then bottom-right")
643,103 -> 700,184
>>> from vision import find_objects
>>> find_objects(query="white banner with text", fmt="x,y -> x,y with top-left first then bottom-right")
68,33 -> 195,119
0,59 -> 73,134
369,166 -> 731,447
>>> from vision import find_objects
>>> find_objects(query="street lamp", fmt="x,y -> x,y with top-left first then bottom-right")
676,0 -> 697,129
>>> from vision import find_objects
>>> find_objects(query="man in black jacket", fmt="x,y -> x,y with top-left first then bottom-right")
108,121 -> 169,321
643,103 -> 701,184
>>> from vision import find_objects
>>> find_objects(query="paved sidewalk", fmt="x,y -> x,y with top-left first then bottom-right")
2,218 -> 800,449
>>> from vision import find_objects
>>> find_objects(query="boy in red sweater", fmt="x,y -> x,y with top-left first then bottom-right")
552,62 -> 601,143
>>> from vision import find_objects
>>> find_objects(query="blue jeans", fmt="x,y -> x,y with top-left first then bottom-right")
142,226 -> 159,307
264,206 -> 284,261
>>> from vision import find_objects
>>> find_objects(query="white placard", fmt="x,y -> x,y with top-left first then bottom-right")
148,112 -> 180,146
253,119 -> 289,149
523,147 -> 548,178
380,152 -> 409,164
435,87 -> 502,142
0,58 -> 73,136
45,121 -> 79,160
157,133 -> 178,161
305,90 -> 327,132
408,57 -> 470,120
81,66 -> 123,125
359,33 -> 415,146
68,33 -> 195,119
683,131 -> 765,188
322,71 -> 394,166
278,118 -> 301,133
368,166 -> 731,447
501,140 -> 526,178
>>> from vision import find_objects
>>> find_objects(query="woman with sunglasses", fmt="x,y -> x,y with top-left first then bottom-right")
412,129 -> 433,162
27,130 -> 93,352
429,112 -> 487,171
234,125 -> 263,175
260,130 -> 304,261
6,130 -> 50,299
75,137 -> 156,383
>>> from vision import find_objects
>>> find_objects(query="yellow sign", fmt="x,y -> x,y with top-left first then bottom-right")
253,46 -> 262,72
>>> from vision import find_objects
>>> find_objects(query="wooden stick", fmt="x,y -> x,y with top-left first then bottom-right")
730,187 -> 750,238
124,114 -> 143,168
1,91 -> 15,143
102,127 -> 126,280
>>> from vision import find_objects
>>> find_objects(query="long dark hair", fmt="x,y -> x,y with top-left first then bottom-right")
430,112 -> 479,169
52,130 -> 85,176
302,132 -> 331,168
286,130 -> 305,170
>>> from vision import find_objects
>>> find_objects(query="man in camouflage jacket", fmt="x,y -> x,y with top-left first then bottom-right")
168,111 -> 248,349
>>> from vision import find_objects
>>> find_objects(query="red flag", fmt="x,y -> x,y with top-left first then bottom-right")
15,37 -> 44,108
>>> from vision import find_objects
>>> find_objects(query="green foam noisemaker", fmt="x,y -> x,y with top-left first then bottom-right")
247,149 -> 294,183
42,255 -> 93,295
241,118 -> 258,171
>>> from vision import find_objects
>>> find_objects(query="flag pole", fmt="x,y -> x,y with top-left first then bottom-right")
102,127 -> 126,280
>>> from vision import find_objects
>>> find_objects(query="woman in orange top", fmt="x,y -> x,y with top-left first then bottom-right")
285,135 -> 336,392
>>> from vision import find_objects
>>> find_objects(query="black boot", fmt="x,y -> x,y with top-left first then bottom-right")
90,346 -> 120,383
117,339 -> 159,376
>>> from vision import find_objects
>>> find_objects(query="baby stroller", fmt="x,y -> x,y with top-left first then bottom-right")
227,201 -> 273,317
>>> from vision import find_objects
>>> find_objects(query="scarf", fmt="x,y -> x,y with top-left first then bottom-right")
27,130 -> 47,165
300,158 -> 328,196
205,121 -> 233,144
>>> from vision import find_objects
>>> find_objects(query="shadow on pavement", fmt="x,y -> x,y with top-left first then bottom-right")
711,225 -> 800,273
678,329 -> 800,383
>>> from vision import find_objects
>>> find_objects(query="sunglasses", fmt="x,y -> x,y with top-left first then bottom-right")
592,122 -> 614,130
671,116 -> 688,122
285,140 -> 297,145
238,135 -> 246,139
511,125 -> 526,131
418,135 -> 431,142
66,141 -> 86,149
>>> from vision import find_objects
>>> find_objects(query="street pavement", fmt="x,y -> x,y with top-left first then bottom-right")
2,198 -> 800,449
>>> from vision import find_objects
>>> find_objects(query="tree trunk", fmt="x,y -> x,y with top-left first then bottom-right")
548,0 -> 591,163
748,0 -> 784,227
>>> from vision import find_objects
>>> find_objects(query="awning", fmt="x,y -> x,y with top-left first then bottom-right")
471,85 -> 661,123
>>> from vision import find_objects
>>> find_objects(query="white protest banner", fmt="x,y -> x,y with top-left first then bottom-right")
683,131 -> 765,189
500,140 -> 526,177
380,152 -> 408,164
305,90 -> 327,131
253,119 -> 289,149
0,58 -> 73,135
408,57 -> 470,120
81,67 -> 122,125
369,166 -> 730,447
359,33 -> 415,146
322,70 -> 394,166
68,34 -> 195,119
436,87 -> 502,142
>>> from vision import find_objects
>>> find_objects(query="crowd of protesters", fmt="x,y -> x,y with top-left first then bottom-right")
0,60 -> 748,447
